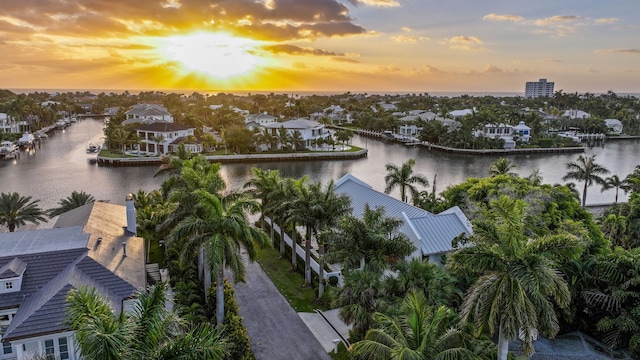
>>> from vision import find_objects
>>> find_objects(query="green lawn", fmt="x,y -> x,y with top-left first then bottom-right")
256,246 -> 321,313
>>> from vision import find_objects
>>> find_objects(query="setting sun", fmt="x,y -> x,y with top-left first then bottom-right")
158,32 -> 261,79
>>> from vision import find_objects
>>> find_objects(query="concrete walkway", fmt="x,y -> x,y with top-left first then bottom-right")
298,309 -> 352,353
233,258 -> 332,360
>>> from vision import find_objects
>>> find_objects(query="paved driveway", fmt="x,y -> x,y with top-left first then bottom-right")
233,259 -> 332,360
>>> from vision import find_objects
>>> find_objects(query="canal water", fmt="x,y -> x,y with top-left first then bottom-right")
0,118 -> 638,213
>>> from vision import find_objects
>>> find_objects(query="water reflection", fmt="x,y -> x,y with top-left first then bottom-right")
0,119 -> 638,209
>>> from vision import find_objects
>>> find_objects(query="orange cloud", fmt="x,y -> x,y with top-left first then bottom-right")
483,14 -> 525,23
442,36 -> 487,51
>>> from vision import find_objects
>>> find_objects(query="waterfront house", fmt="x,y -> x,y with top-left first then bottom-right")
605,119 -> 623,134
0,199 -> 145,360
136,122 -> 199,155
122,104 -> 174,125
0,113 -> 20,134
261,118 -> 332,149
512,121 -> 532,142
334,174 -> 473,263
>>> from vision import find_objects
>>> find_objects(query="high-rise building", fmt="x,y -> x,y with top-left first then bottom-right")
525,78 -> 554,98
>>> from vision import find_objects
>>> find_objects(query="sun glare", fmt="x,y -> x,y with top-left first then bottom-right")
159,32 -> 260,79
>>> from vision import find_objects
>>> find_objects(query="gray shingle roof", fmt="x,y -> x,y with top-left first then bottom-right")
0,257 -> 26,279
0,201 -> 145,342
334,174 -> 472,257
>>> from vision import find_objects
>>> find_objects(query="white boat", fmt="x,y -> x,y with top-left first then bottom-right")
70,117 -> 78,123
86,143 -> 100,153
63,118 -> 71,125
17,133 -> 36,148
0,141 -> 18,158
56,120 -> 66,129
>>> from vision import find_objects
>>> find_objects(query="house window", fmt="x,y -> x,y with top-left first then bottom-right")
5,282 -> 12,290
45,339 -> 55,359
58,337 -> 69,360
2,341 -> 12,355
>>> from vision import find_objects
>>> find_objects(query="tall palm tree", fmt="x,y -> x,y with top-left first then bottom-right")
489,157 -> 517,177
324,204 -> 414,274
384,158 -> 429,202
286,180 -> 351,285
66,282 -> 228,360
169,190 -> 269,328
562,154 -> 610,207
0,192 -> 46,232
243,168 -> 281,231
350,290 -> 476,360
449,195 -> 584,360
601,174 -> 625,203
48,190 -> 96,218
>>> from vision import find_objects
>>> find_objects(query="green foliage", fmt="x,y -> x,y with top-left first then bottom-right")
207,281 -> 254,360
0,192 -> 46,232
48,190 -> 95,218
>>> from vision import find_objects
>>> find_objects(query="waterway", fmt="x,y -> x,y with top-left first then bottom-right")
1,118 -> 638,215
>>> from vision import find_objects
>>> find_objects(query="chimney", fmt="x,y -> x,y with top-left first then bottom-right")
122,242 -> 127,257
96,237 -> 102,244
126,194 -> 137,235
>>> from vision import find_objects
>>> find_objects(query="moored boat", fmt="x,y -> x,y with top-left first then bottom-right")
0,141 -> 18,159
56,119 -> 66,129
17,133 -> 36,148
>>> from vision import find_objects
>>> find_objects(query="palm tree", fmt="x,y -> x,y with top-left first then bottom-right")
286,180 -> 351,286
334,268 -> 386,340
290,130 -> 305,151
48,190 -> 96,218
169,190 -> 269,328
449,195 -> 584,360
66,282 -> 228,360
324,204 -> 414,274
0,192 -> 46,232
562,154 -> 610,207
151,134 -> 165,155
489,157 -> 517,177
350,290 -> 476,360
601,174 -> 624,203
243,168 -> 281,231
384,158 -> 428,202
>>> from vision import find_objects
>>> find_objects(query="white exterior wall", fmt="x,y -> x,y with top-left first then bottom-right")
137,128 -> 195,155
10,331 -> 79,360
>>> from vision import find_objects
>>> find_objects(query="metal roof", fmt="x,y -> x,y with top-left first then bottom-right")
0,226 -> 89,257
0,257 -> 26,279
334,174 -> 472,257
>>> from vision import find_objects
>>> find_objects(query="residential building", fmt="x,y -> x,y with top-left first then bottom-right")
605,119 -> 623,134
261,119 -> 331,149
122,104 -> 174,125
447,109 -> 474,118
562,109 -> 591,119
245,113 -> 278,130
334,174 -> 472,263
136,122 -> 199,155
0,199 -> 145,360
310,105 -> 351,124
512,121 -> 532,142
0,113 -> 20,134
525,78 -> 554,98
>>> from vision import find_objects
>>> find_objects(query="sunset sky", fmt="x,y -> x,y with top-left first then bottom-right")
1,0 -> 639,94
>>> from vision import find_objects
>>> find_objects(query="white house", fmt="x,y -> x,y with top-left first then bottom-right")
448,109 -> 474,118
562,109 -> 590,119
310,105 -> 351,124
334,174 -> 473,263
512,121 -> 532,142
476,123 -> 514,139
210,105 -> 249,117
245,113 -> 278,130
0,113 -> 20,133
0,199 -> 146,360
605,119 -> 623,134
261,119 -> 332,149
122,104 -> 174,125
136,122 -> 199,155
